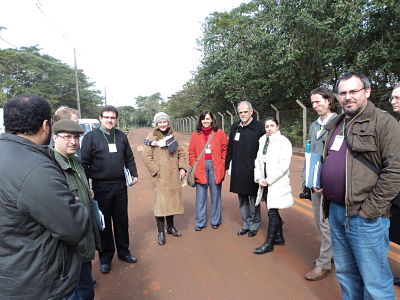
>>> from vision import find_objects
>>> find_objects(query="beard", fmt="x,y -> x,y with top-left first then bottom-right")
44,123 -> 52,145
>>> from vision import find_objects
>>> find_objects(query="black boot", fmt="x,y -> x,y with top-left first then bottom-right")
166,215 -> 182,237
158,232 -> 166,245
274,215 -> 285,246
254,209 -> 279,254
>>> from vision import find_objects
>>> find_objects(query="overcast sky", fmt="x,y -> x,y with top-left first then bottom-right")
0,0 -> 248,108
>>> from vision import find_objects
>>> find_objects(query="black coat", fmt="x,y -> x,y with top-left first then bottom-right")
390,207 -> 400,244
225,118 -> 265,195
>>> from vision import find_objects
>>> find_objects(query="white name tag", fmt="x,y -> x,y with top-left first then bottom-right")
205,148 -> 211,154
109,144 -> 117,152
330,135 -> 344,151
234,132 -> 240,141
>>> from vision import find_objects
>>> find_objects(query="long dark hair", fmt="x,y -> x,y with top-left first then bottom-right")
264,116 -> 279,126
196,110 -> 218,132
310,87 -> 341,114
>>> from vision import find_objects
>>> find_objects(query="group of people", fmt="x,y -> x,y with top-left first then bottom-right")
1,70 -> 400,300
0,98 -> 138,300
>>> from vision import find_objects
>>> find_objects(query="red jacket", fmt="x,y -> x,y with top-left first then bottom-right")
188,129 -> 228,185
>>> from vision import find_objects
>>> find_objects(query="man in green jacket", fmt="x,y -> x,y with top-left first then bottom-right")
53,120 -> 102,300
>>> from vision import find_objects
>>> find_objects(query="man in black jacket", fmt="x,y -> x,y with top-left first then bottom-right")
81,105 -> 138,274
225,101 -> 265,237
0,94 -> 89,300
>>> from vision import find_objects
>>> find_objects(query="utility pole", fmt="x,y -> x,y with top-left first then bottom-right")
73,48 -> 81,117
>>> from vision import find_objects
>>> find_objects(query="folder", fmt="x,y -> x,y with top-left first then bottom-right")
92,200 -> 105,231
124,166 -> 134,186
304,152 -> 323,189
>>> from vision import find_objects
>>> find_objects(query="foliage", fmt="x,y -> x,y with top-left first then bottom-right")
0,46 -> 103,117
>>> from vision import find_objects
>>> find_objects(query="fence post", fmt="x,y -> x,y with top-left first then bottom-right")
190,116 -> 196,132
226,110 -> 234,126
186,117 -> 191,133
217,112 -> 225,133
271,104 -> 280,123
253,108 -> 260,121
296,99 -> 307,149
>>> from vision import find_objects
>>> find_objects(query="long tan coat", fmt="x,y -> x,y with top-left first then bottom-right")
142,129 -> 187,216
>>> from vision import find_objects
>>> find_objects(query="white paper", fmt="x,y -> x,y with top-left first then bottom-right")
330,135 -> 344,151
109,144 -> 117,152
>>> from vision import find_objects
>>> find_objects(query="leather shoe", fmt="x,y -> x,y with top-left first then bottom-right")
158,232 -> 166,245
195,226 -> 203,231
212,224 -> 219,229
100,264 -> 110,274
119,255 -> 137,264
237,228 -> 249,235
167,226 -> 182,237
394,277 -> 400,286
304,266 -> 331,281
248,230 -> 257,237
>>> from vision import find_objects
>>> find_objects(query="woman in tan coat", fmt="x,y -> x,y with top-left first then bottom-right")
142,112 -> 187,245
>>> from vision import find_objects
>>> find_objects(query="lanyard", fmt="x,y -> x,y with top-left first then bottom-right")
101,130 -> 116,144
341,106 -> 366,135
67,157 -> 81,179
262,137 -> 269,155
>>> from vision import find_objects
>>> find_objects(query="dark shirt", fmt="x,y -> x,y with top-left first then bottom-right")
81,128 -> 138,182
321,117 -> 347,205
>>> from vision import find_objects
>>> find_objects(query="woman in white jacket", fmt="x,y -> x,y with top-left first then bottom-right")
253,116 -> 293,254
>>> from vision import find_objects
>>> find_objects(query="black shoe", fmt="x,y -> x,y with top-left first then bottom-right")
253,240 -> 274,254
212,224 -> 219,229
100,264 -> 111,273
167,226 -> 182,237
119,255 -> 137,264
158,232 -> 166,245
248,230 -> 258,237
195,226 -> 203,231
394,277 -> 400,286
237,228 -> 249,235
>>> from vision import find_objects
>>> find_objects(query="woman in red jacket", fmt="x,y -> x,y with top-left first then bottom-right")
188,110 -> 228,231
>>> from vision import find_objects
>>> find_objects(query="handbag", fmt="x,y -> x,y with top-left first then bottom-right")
187,131 -> 215,187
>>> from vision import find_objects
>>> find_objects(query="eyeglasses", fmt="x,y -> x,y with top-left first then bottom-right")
338,87 -> 365,98
56,134 -> 80,141
101,116 -> 117,120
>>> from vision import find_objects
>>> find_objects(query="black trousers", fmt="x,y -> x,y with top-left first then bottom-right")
92,180 -> 130,264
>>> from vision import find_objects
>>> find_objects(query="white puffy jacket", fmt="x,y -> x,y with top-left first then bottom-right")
254,130 -> 293,209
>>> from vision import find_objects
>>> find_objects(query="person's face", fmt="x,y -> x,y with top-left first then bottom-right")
53,132 -> 80,157
311,94 -> 331,117
201,113 -> 212,128
238,104 -> 253,124
337,76 -> 370,116
265,120 -> 279,136
100,111 -> 117,131
157,120 -> 169,132
391,87 -> 400,113
70,113 -> 79,123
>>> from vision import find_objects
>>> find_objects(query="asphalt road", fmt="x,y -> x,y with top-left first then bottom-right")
92,128 -> 400,300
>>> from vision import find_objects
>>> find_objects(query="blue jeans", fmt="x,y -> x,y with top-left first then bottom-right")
72,262 -> 94,300
328,202 -> 394,300
195,160 -> 222,227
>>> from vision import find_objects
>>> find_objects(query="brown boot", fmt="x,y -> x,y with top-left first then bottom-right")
304,266 -> 331,281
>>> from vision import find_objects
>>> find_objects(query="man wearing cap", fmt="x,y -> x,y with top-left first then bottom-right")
53,120 -> 102,299
81,105 -> 138,274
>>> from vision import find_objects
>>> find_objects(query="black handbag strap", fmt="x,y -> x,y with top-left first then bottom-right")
195,131 -> 216,162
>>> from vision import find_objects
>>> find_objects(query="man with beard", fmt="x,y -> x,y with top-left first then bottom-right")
225,101 -> 264,237
0,94 -> 89,300
321,72 -> 400,299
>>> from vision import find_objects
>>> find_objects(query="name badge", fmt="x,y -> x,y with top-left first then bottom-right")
330,135 -> 344,151
205,148 -> 212,154
234,132 -> 240,141
109,144 -> 117,152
